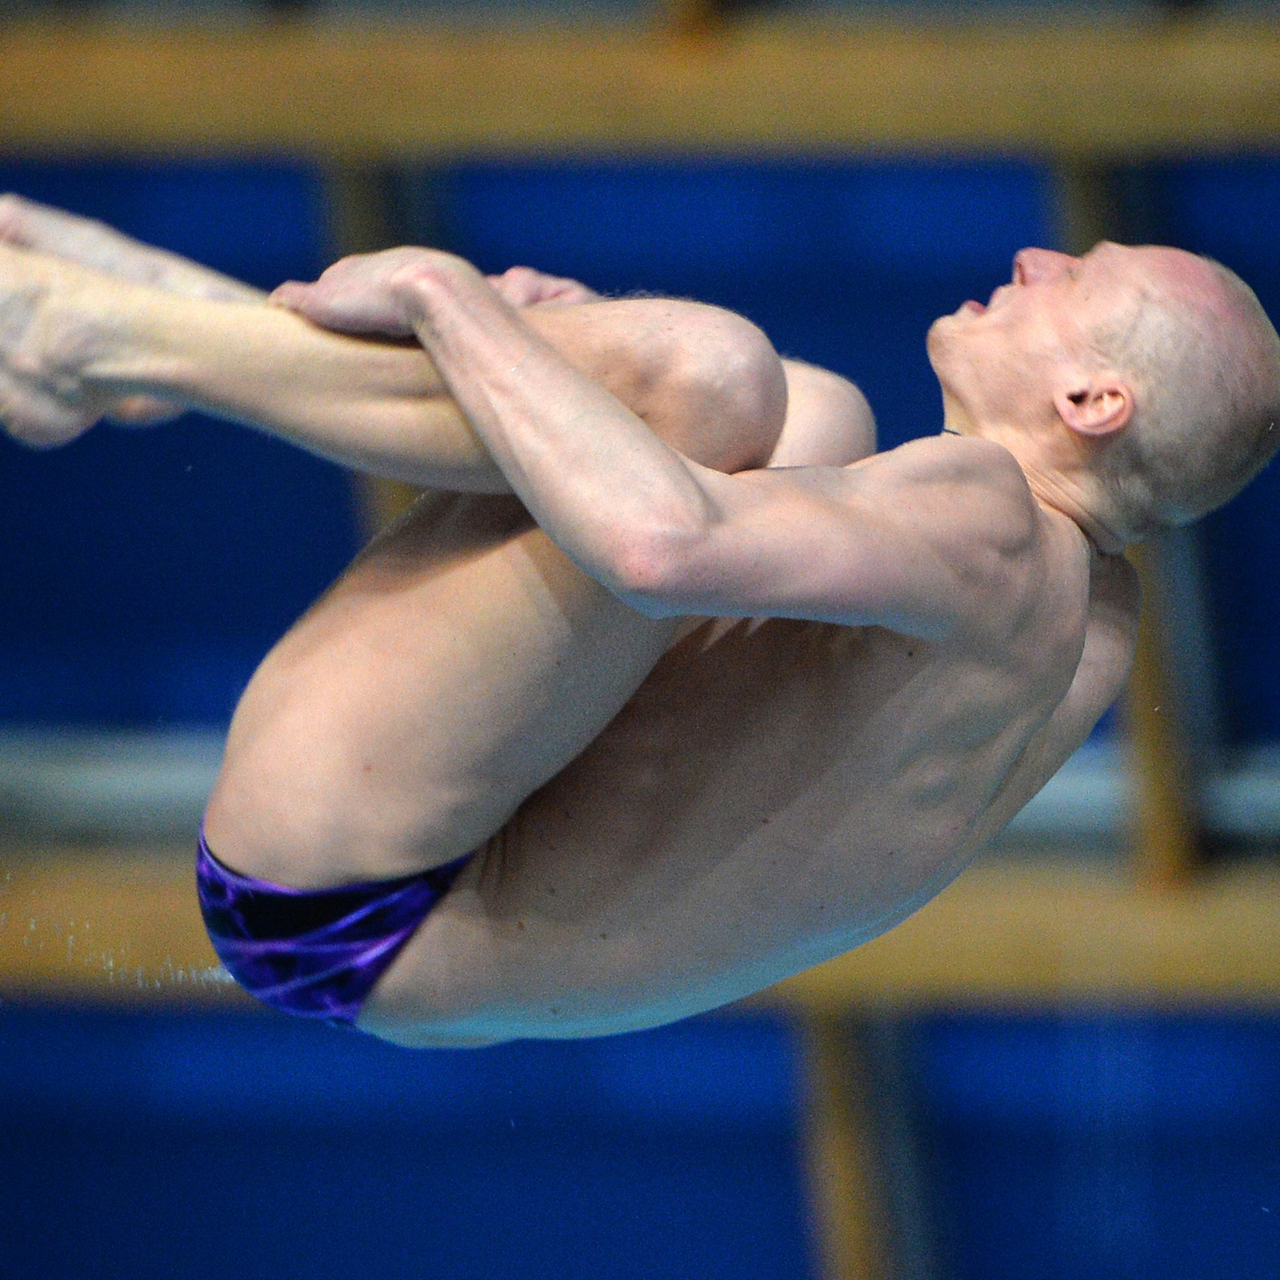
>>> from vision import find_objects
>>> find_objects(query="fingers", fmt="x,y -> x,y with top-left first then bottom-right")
486,267 -> 548,307
269,276 -> 417,337
267,279 -> 315,314
487,266 -> 600,308
269,247 -> 453,336
272,247 -> 541,344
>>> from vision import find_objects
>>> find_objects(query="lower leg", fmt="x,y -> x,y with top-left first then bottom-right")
0,192 -> 263,304
0,242 -> 785,485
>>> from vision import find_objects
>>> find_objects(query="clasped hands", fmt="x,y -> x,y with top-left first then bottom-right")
274,252 -> 597,336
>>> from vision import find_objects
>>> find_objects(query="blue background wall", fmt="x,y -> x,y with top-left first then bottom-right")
3,155 -> 1280,1278
4,1004 -> 1280,1280
0,1009 -> 812,1280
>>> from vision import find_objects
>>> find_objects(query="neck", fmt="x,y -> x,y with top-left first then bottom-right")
940,394 -> 1131,553
939,392 -> 977,438
1020,461 -> 1128,554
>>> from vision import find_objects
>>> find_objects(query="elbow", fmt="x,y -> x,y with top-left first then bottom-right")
601,526 -> 706,617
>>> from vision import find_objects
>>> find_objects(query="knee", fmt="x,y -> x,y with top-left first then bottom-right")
641,302 -> 788,474
527,295 -> 786,471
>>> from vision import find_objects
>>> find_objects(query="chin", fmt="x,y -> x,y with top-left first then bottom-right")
924,315 -> 954,375
925,330 -> 980,420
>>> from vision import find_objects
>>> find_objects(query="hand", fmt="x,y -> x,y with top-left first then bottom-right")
486,266 -> 600,308
270,247 -> 479,337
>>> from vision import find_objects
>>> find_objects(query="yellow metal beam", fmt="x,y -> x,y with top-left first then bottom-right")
763,857 -> 1280,1014
1125,540 -> 1202,889
801,1017 -> 894,1280
5,848 -> 1280,1010
2,18 -> 1280,161
0,847 -> 251,1009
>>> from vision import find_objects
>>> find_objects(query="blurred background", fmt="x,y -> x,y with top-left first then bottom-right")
2,2 -> 1280,1278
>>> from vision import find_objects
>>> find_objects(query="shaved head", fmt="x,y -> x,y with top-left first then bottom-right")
1091,253 -> 1280,534
928,242 -> 1280,547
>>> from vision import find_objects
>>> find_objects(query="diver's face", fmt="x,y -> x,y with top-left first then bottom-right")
927,242 -> 1181,432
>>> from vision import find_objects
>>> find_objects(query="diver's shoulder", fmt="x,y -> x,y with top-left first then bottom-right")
875,434 -> 1039,546
877,433 -> 1031,494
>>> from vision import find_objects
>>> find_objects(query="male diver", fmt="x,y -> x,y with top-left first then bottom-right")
2,196 -> 1277,1045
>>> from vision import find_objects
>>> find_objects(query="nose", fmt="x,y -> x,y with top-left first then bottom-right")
1013,248 -> 1078,284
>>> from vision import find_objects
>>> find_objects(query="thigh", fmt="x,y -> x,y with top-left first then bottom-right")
358,616 -> 865,1045
203,490 -> 680,888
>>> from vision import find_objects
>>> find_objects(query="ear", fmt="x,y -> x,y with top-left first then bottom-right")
1053,375 -> 1135,439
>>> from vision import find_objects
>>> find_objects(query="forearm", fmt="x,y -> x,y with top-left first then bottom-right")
400,263 -> 769,596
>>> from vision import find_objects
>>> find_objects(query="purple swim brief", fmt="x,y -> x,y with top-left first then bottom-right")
196,830 -> 471,1028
